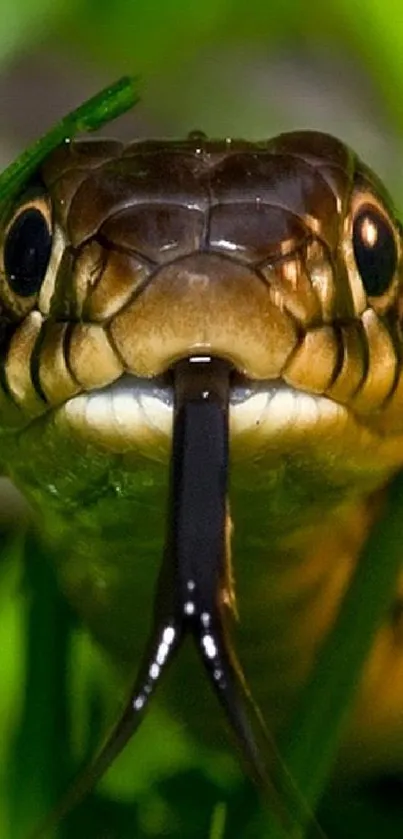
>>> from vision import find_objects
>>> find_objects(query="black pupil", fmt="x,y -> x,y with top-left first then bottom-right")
4,207 -> 52,297
352,206 -> 397,297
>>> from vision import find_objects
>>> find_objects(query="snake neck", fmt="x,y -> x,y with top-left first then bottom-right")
231,489 -> 388,728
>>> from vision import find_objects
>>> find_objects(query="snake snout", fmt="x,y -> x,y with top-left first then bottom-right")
108,253 -> 299,379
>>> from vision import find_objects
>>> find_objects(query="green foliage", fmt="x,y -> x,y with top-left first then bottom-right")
1,0 -> 403,132
0,0 -> 76,64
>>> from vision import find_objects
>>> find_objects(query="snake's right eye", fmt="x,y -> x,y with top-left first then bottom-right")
352,204 -> 397,298
4,203 -> 52,297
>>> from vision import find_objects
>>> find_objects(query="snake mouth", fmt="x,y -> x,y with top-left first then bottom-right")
96,365 -> 344,407
56,359 -> 347,458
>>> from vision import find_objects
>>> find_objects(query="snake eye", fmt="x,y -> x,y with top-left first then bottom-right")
352,205 -> 397,297
4,206 -> 52,297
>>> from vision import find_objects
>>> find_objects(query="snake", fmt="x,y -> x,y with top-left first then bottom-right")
3,126 -> 403,828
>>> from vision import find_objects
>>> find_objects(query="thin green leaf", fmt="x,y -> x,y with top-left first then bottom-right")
265,473 -> 403,837
0,76 -> 139,212
7,532 -> 74,839
209,802 -> 227,839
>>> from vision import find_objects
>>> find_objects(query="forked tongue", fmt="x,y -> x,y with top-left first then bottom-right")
161,357 -> 277,788
31,357 -> 323,839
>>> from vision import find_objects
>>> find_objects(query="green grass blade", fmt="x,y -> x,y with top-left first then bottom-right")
209,802 -> 227,839
265,472 -> 403,837
7,532 -> 74,839
0,76 -> 139,211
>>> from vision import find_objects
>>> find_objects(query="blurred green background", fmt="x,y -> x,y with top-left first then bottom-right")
2,1 -> 403,838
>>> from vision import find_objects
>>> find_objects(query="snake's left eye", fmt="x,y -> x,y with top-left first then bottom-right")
352,205 -> 397,297
4,204 -> 52,297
